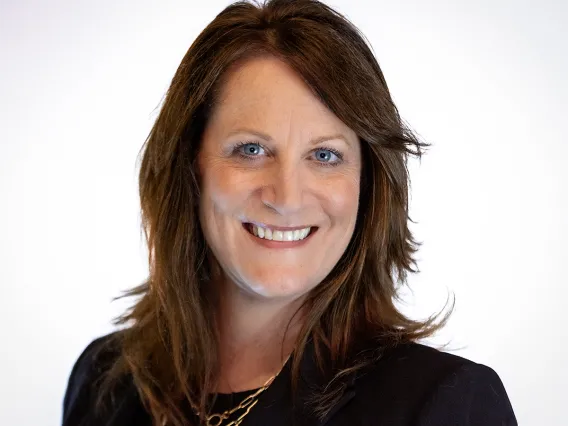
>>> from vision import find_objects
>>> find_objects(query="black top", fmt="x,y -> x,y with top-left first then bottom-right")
211,388 -> 260,412
62,332 -> 518,425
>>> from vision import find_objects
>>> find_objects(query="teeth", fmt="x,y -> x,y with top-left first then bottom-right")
249,224 -> 312,241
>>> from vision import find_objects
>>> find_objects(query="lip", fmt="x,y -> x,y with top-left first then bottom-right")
242,223 -> 318,249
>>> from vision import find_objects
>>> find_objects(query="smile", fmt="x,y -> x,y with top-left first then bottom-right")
243,223 -> 317,242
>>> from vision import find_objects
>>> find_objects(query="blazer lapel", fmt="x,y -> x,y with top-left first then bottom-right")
103,380 -> 152,426
243,339 -> 358,426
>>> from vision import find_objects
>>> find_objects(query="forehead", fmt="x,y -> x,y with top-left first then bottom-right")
207,56 -> 356,140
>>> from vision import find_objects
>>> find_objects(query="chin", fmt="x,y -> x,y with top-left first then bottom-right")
239,271 -> 316,300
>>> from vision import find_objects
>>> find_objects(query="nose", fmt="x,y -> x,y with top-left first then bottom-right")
261,162 -> 304,215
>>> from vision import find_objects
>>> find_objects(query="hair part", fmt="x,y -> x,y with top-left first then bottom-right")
97,1 -> 453,425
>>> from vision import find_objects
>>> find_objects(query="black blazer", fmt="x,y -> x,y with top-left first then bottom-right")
63,332 -> 517,426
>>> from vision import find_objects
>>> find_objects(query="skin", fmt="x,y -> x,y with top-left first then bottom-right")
197,56 -> 362,392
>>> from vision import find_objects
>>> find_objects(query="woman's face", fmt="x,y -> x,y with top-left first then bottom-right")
198,56 -> 361,301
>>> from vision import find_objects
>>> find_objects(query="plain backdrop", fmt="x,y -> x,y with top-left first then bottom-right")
1,0 -> 566,425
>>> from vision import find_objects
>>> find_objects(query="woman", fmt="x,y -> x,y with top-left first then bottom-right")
62,0 -> 517,425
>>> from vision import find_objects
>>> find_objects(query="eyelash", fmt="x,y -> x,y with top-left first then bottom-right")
232,140 -> 344,167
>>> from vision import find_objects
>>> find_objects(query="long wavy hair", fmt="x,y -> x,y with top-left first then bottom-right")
97,0 -> 452,425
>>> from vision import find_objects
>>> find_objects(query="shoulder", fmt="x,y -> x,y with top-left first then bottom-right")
62,331 -> 127,426
351,342 -> 517,425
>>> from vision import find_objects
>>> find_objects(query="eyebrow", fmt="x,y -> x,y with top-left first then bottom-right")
227,128 -> 352,146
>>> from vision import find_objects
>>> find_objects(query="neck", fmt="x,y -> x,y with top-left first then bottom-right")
215,279 -> 306,393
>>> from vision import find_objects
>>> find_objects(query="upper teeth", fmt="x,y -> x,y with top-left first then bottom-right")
251,224 -> 312,241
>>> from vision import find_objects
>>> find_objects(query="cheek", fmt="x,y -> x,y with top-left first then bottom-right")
322,173 -> 360,221
200,161 -> 256,218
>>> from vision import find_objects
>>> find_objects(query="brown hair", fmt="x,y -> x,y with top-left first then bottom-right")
98,0 -> 452,424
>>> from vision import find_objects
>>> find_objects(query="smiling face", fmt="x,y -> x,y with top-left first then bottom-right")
197,56 -> 361,302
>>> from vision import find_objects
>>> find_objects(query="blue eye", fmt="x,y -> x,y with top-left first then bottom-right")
234,142 -> 265,158
314,148 -> 342,164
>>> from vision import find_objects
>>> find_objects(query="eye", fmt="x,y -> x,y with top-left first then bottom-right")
234,141 -> 266,158
313,148 -> 342,165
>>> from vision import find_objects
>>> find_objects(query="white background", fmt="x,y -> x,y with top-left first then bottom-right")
1,0 -> 566,424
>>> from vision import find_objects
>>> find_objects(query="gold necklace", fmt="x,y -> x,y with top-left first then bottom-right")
194,373 -> 277,426
161,355 -> 290,426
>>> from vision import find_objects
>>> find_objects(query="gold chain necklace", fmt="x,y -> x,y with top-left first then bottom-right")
161,355 -> 290,426
193,373 -> 276,426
